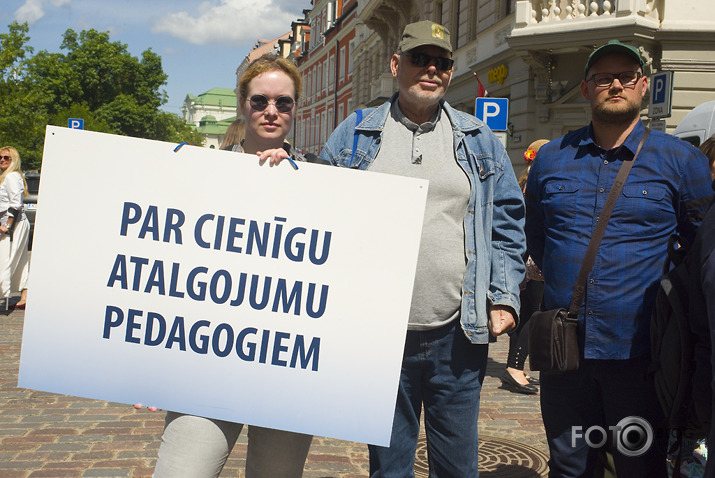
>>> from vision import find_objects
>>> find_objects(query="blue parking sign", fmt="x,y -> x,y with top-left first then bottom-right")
648,71 -> 673,119
68,118 -> 84,129
475,98 -> 509,131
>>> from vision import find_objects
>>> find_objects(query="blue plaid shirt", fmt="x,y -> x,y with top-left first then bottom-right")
525,120 -> 714,359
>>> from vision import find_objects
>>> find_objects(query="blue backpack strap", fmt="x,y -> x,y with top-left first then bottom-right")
348,109 -> 362,169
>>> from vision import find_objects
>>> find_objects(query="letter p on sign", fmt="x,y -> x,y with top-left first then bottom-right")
475,98 -> 509,131
648,71 -> 674,119
68,118 -> 84,130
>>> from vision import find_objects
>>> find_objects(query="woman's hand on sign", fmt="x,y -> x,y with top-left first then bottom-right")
257,148 -> 290,165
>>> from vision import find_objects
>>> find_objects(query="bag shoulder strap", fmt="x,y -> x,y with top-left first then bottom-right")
348,109 -> 363,169
568,128 -> 651,316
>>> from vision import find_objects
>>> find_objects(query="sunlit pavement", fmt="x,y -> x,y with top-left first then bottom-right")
0,304 -> 548,477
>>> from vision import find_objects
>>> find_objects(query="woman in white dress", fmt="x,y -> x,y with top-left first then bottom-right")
0,146 -> 29,310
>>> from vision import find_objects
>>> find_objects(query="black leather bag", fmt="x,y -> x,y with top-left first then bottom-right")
527,129 -> 650,373
529,308 -> 580,372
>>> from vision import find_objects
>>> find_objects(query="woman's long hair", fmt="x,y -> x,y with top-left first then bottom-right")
220,118 -> 246,150
0,146 -> 28,197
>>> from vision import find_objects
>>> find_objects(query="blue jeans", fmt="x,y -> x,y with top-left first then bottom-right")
153,412 -> 312,478
540,356 -> 667,478
369,320 -> 489,478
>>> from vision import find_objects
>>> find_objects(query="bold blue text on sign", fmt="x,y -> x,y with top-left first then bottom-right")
68,118 -> 85,130
475,98 -> 509,131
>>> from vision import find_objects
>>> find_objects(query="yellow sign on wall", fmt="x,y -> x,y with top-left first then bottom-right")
488,64 -> 509,84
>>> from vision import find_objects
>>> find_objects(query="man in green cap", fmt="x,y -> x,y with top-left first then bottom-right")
320,20 -> 526,477
525,39 -> 713,476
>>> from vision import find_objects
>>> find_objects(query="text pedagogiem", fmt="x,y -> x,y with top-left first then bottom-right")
102,202 -> 332,371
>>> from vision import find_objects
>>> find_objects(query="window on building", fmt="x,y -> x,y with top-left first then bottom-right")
348,40 -> 355,75
317,111 -> 328,147
503,0 -> 516,17
301,118 -> 305,151
329,55 -> 335,89
307,70 -> 312,101
316,17 -> 322,46
506,0 -> 513,16
310,111 -> 315,150
317,63 -> 322,94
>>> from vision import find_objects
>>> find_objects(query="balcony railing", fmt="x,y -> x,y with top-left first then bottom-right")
370,73 -> 395,103
515,0 -> 659,27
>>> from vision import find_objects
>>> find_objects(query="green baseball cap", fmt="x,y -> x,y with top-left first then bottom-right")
584,40 -> 644,77
398,21 -> 452,54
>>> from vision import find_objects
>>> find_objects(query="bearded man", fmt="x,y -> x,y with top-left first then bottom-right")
525,40 -> 713,477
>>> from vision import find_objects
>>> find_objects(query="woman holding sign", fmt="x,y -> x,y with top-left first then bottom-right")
149,54 -> 313,478
0,146 -> 30,311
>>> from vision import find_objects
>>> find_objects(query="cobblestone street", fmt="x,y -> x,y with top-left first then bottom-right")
1,305 -> 548,477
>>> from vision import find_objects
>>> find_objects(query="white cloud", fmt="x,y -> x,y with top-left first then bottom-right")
15,0 -> 70,25
151,0 -> 302,46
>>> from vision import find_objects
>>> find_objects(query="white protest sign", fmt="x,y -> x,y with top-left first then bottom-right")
18,126 -> 428,446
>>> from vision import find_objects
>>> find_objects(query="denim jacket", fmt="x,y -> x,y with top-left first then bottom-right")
320,94 -> 526,344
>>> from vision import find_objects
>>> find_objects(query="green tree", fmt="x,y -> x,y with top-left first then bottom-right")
0,21 -> 203,170
0,21 -> 32,75
48,104 -> 113,135
0,22 -> 47,169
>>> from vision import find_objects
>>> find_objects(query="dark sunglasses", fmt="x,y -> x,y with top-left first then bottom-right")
404,52 -> 454,71
0,155 -> 11,161
249,94 -> 294,113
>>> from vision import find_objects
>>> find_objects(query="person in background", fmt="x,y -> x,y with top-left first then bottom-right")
525,40 -> 713,477
699,136 -> 715,179
500,139 -> 549,395
0,146 -> 29,311
686,136 -> 715,478
692,164 -> 715,478
320,21 -> 525,477
220,118 -> 246,151
148,53 -> 313,478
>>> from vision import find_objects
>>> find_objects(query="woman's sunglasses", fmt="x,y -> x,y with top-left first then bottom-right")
404,52 -> 454,72
249,95 -> 295,113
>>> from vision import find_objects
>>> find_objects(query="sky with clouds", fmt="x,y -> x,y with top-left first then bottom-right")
0,0 -> 309,115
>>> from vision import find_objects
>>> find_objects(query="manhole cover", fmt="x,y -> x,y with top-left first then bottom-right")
415,432 -> 549,477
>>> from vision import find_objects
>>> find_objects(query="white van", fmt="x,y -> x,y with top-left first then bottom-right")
672,100 -> 715,147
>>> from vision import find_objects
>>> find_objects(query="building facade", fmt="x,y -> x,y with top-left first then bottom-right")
182,88 -> 238,148
182,88 -> 237,126
195,115 -> 236,149
292,0 -> 715,165
293,0 -> 359,155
